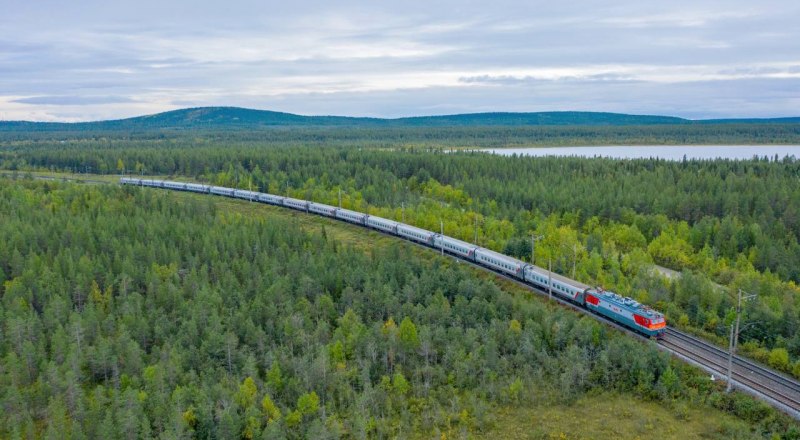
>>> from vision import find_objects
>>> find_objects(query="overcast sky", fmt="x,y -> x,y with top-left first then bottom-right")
1,0 -> 799,121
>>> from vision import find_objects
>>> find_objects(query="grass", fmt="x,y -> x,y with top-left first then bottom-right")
480,392 -> 756,440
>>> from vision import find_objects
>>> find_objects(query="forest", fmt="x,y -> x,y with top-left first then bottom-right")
2,131 -> 800,374
1,177 -> 798,439
2,120 -> 800,145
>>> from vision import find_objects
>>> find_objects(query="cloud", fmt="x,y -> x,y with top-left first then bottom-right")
459,73 -> 639,85
12,95 -> 138,106
1,0 -> 799,121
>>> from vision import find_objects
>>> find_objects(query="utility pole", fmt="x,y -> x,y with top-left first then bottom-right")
531,235 -> 544,266
440,220 -> 444,256
548,259 -> 553,301
404,185 -> 409,222
474,215 -> 478,244
726,324 -> 735,391
572,243 -> 577,279
339,188 -> 342,209
726,288 -> 757,392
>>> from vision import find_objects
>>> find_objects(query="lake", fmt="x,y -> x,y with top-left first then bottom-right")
481,145 -> 800,161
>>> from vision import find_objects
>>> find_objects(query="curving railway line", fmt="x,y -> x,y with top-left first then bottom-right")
117,176 -> 800,419
659,327 -> 800,418
19,173 -> 797,419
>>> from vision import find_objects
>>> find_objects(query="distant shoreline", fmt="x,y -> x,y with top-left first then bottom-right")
480,145 -> 800,161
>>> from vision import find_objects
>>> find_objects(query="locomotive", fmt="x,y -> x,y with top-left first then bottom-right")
120,178 -> 667,338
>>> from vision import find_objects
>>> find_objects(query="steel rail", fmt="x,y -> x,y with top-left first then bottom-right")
658,336 -> 800,418
665,327 -> 800,395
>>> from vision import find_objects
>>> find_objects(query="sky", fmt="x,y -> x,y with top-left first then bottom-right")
1,0 -> 799,121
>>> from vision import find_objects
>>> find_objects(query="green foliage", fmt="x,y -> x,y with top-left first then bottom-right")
507,378 -> 523,402
285,410 -> 302,428
656,366 -> 681,399
392,372 -> 410,396
261,394 -> 281,423
266,361 -> 284,394
398,317 -> 420,352
236,377 -> 258,409
0,174 -> 797,437
296,392 -> 319,416
182,407 -> 197,428
769,348 -> 791,371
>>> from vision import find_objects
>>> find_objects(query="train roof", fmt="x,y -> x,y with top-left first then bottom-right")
309,202 -> 337,210
397,223 -> 435,235
475,247 -> 526,266
367,215 -> 399,225
120,178 -> 667,321
437,234 -> 478,248
591,288 -> 664,319
526,264 -> 591,290
284,197 -> 308,203
336,207 -> 365,216
236,189 -> 260,195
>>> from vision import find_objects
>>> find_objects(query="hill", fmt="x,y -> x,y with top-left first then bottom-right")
2,106 -> 798,132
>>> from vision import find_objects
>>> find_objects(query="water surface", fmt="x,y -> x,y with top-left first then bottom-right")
482,145 -> 800,161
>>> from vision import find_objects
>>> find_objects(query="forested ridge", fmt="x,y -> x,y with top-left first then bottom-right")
3,106 -> 800,132
1,177 -> 798,439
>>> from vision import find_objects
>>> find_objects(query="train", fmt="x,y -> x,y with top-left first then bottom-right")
120,177 -> 667,338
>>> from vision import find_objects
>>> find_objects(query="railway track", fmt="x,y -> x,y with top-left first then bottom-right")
0,171 -> 107,185
659,327 -> 800,418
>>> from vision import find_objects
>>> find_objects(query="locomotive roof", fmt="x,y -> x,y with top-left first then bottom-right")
592,289 -> 664,319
